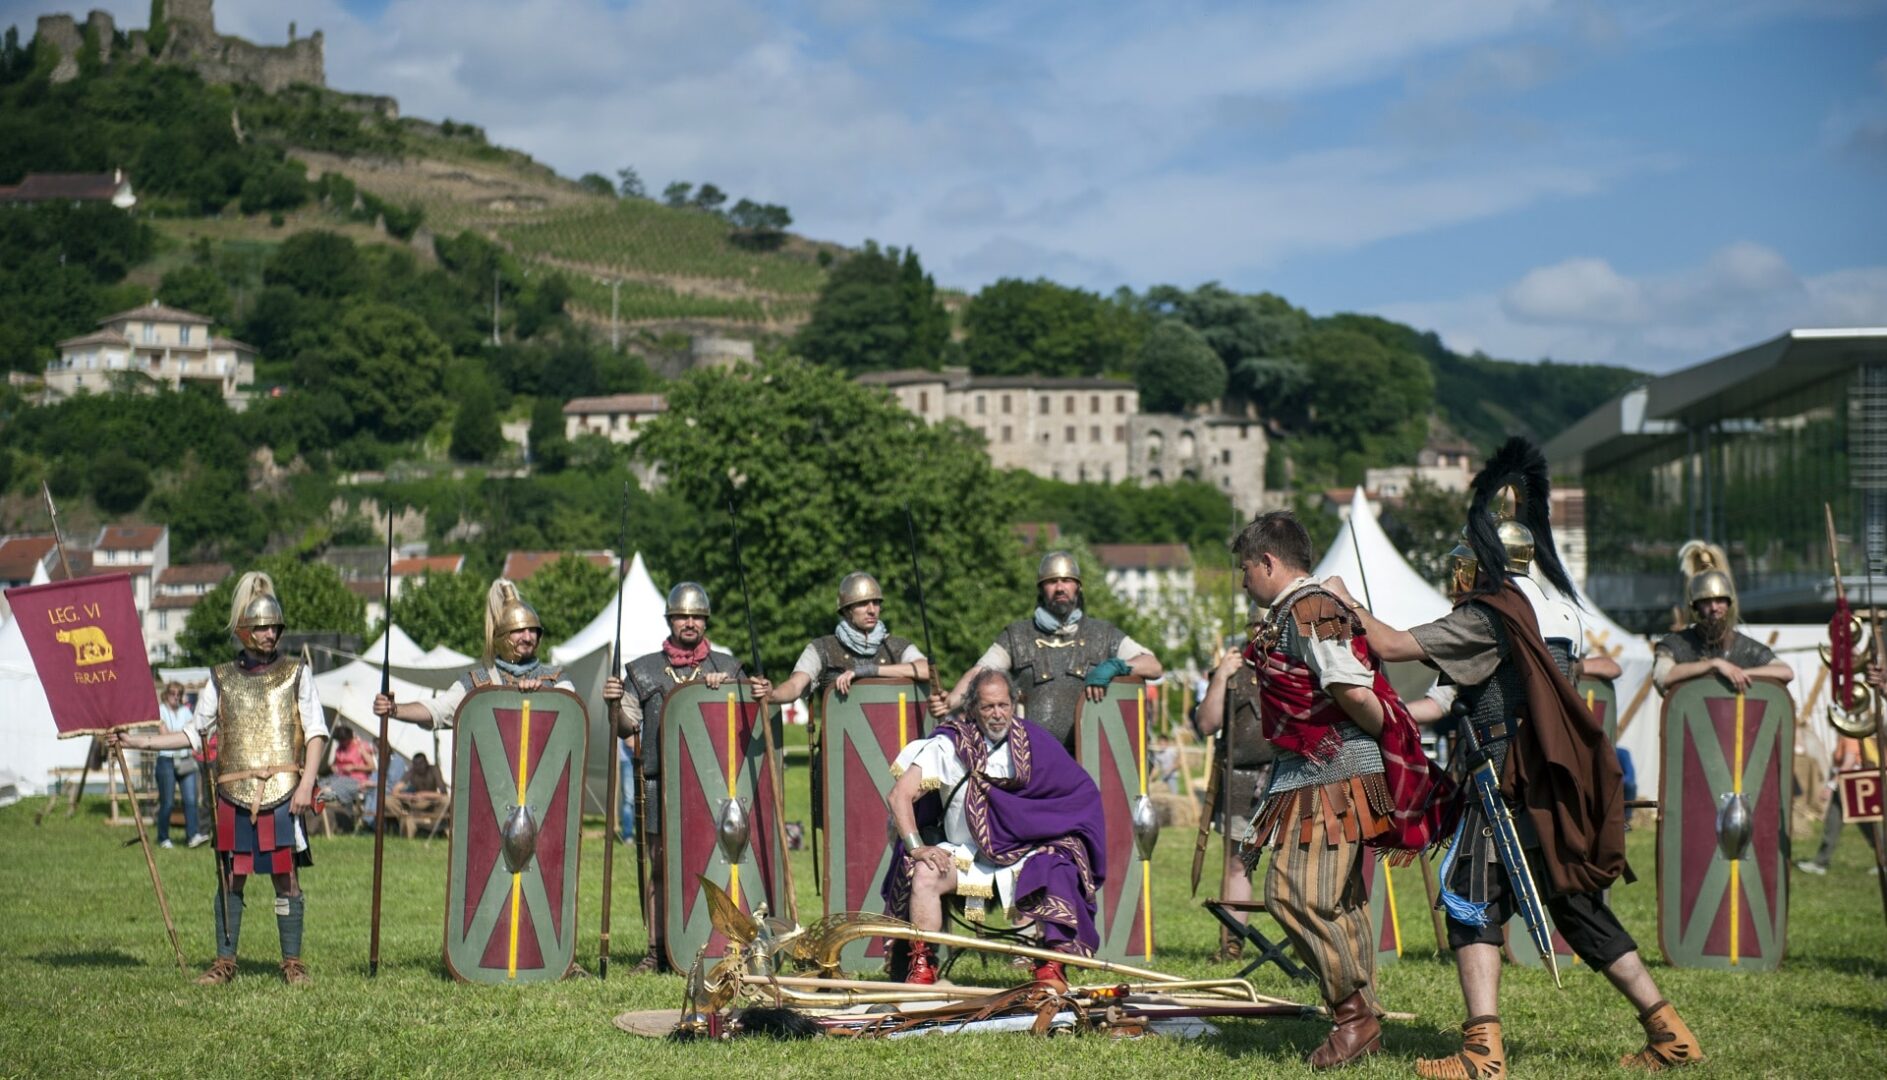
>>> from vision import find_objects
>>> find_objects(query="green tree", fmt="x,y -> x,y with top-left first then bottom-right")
961,278 -> 1144,377
324,302 -> 449,441
391,569 -> 487,656
449,378 -> 505,462
263,230 -> 365,300
1135,319 -> 1227,413
577,173 -> 615,197
1380,477 -> 1472,586
691,183 -> 728,215
1138,284 -> 1312,408
794,242 -> 950,373
175,555 -> 366,666
635,354 -> 1030,673
157,263 -> 231,324
662,181 -> 693,207
616,167 -> 646,200
528,396 -> 570,473
91,451 -> 151,513
525,555 -> 617,644
1295,326 -> 1434,478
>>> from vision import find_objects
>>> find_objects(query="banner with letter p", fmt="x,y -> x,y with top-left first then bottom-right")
4,573 -> 158,737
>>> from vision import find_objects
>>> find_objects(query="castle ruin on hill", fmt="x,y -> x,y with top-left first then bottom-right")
35,0 -> 325,94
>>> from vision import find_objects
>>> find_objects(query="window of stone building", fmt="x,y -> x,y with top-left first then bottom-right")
1002,395 -> 1012,414
1041,431 -> 1052,444
1065,395 -> 1075,413
1064,425 -> 1075,442
1116,395 -> 1127,413
1223,449 -> 1232,464
976,394 -> 986,414
1090,395 -> 1100,413
1089,425 -> 1100,441
1040,395 -> 1050,413
1240,425 -> 1249,439
180,326 -> 192,345
919,390 -> 929,411
1002,425 -> 1013,442
1114,425 -> 1125,441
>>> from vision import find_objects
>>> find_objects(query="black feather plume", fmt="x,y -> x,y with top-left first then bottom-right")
734,1006 -> 822,1039
1466,436 -> 1578,601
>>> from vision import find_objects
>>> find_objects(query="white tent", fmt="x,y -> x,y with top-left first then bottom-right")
0,612 -> 90,801
1314,489 -> 1453,699
312,653 -> 456,768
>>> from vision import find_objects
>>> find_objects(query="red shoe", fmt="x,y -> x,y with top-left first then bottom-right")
1032,959 -> 1067,989
907,942 -> 938,985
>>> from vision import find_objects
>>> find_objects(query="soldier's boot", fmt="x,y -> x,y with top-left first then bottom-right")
1308,990 -> 1382,1069
1620,1001 -> 1705,1070
1207,924 -> 1245,964
279,957 -> 313,986
1415,1016 -> 1505,1079
194,957 -> 239,986
1031,959 -> 1068,991
906,942 -> 939,985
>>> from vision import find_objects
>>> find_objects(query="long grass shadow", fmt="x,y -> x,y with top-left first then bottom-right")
1805,953 -> 1887,980
34,947 -> 144,969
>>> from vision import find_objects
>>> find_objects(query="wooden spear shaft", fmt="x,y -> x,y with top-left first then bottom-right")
368,512 -> 394,976
115,746 -> 189,974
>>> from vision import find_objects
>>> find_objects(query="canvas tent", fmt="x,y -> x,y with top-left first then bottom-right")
0,612 -> 90,802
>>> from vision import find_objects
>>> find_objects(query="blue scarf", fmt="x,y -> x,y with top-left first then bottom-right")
835,619 -> 890,657
495,656 -> 545,680
1033,605 -> 1084,635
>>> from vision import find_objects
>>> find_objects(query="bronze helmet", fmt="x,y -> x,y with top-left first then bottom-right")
484,579 -> 543,663
836,571 -> 883,613
665,581 -> 712,618
227,571 -> 285,652
1037,550 -> 1081,584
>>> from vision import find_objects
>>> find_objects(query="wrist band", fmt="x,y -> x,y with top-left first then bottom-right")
902,832 -> 923,851
855,661 -> 880,679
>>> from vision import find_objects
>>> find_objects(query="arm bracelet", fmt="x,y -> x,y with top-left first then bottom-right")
902,832 -> 923,851
854,661 -> 880,679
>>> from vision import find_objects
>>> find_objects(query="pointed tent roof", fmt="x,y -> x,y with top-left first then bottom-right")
1312,489 -> 1452,629
551,553 -> 673,667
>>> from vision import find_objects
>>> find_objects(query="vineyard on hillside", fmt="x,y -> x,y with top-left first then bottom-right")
499,201 -> 830,297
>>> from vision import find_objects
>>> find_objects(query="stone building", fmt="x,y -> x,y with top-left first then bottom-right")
1125,413 -> 1267,518
562,394 -> 668,445
0,169 -> 136,209
36,0 -> 325,92
45,301 -> 257,406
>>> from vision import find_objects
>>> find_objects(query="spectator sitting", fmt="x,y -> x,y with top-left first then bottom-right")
391,753 -> 447,816
321,726 -> 377,825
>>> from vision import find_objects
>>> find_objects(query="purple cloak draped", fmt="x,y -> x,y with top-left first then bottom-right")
882,716 -> 1107,956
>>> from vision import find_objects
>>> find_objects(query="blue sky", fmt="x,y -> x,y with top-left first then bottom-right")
14,0 -> 1886,371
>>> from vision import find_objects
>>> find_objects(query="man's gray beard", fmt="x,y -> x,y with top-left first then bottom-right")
1041,593 -> 1078,619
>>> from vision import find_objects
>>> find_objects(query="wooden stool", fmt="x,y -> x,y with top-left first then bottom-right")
1202,898 -> 1313,983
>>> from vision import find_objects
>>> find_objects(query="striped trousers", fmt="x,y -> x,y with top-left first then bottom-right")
1262,810 -> 1381,1013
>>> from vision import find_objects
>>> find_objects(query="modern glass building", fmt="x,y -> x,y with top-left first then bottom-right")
1546,329 -> 1887,631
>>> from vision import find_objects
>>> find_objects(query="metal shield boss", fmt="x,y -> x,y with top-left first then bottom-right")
1714,793 -> 1752,861
717,797 -> 752,865
1131,794 -> 1160,861
501,804 -> 539,874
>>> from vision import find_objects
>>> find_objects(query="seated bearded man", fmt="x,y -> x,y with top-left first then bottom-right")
884,669 -> 1106,988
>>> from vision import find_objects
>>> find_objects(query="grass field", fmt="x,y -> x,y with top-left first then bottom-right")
3,787 -> 1883,1078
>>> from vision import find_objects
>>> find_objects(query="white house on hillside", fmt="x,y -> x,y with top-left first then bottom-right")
45,301 -> 257,406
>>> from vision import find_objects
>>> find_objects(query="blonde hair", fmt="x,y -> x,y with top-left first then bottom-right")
226,571 -> 276,633
484,578 -> 521,663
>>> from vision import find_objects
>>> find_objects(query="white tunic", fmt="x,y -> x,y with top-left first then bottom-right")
421,668 -> 579,729
893,731 -> 1032,909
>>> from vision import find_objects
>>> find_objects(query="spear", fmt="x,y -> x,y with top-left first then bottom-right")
902,504 -> 940,689
1862,534 -> 1887,925
599,484 -> 629,979
368,509 -> 393,976
727,496 -> 798,924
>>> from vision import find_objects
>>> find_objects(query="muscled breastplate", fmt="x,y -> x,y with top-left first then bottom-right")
1000,617 -> 1123,745
629,651 -> 727,777
810,634 -> 912,699
213,658 -> 304,813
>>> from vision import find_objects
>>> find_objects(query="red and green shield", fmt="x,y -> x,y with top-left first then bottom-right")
1656,676 -> 1794,971
1356,853 -> 1402,966
443,687 -> 589,984
1503,907 -> 1577,970
1074,678 -> 1152,962
1576,676 -> 1620,744
819,677 -> 933,973
661,680 -> 787,971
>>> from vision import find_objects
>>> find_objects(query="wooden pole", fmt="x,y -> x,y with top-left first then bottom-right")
367,513 -> 394,976
117,746 -> 188,973
600,499 -> 627,979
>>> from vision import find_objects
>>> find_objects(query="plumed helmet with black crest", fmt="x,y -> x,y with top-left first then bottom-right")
1461,436 -> 1578,601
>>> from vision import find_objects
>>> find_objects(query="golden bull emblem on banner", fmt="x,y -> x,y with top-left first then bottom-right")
55,625 -> 114,666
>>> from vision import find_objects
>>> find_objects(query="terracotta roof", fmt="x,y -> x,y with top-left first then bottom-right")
392,555 -> 465,576
1091,543 -> 1193,570
55,329 -> 131,350
158,562 -> 232,587
0,172 -> 125,202
0,536 -> 57,581
346,578 -> 387,600
97,302 -> 213,327
563,394 -> 667,415
95,524 -> 165,551
211,336 -> 258,353
501,551 -> 618,581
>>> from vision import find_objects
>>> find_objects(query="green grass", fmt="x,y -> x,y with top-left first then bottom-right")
2,791 -> 1883,1078
499,201 -> 829,296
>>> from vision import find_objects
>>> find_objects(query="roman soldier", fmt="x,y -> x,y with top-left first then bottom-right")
113,572 -> 328,985
1331,437 -> 1706,1077
375,579 -> 576,731
1193,622 -> 1276,962
766,571 -> 932,705
1652,542 -> 1793,695
942,551 -> 1161,746
601,581 -> 770,973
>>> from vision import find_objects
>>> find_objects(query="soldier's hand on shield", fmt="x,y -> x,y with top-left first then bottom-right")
834,670 -> 856,696
1711,657 -> 1752,691
372,693 -> 394,718
516,677 -> 545,691
704,671 -> 729,689
603,675 -> 625,703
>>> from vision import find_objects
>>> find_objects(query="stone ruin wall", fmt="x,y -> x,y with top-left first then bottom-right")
35,0 -> 326,92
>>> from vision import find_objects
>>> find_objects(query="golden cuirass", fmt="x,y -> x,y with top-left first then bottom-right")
213,659 -> 305,812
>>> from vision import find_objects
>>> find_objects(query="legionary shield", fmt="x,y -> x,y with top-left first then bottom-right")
1074,677 -> 1152,962
661,680 -> 787,971
1503,910 -> 1575,970
444,686 -> 589,984
819,677 -> 933,973
1576,676 -> 1620,744
1656,676 -> 1793,971
1355,853 -> 1402,966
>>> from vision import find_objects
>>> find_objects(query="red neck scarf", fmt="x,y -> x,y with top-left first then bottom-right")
662,636 -> 710,668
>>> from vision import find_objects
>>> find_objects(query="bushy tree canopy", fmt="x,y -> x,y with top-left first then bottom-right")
961,278 -> 1144,377
1136,319 -> 1227,413
176,555 -> 365,667
793,242 -> 950,373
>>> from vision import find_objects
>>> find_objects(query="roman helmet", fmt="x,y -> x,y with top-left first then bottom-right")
227,571 -> 285,653
836,571 -> 882,613
483,578 -> 543,663
1037,551 -> 1081,584
1462,437 -> 1577,601
1679,540 -> 1738,627
665,581 -> 712,619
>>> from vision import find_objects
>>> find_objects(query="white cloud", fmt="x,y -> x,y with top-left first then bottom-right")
1380,244 -> 1887,371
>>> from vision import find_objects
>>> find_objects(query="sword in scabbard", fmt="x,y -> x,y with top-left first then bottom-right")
1455,710 -> 1561,988
1190,740 -> 1223,897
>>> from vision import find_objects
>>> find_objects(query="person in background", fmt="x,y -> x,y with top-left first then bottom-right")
155,681 -> 208,849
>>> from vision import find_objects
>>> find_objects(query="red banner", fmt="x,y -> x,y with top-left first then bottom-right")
1840,769 -> 1883,825
4,574 -> 158,737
